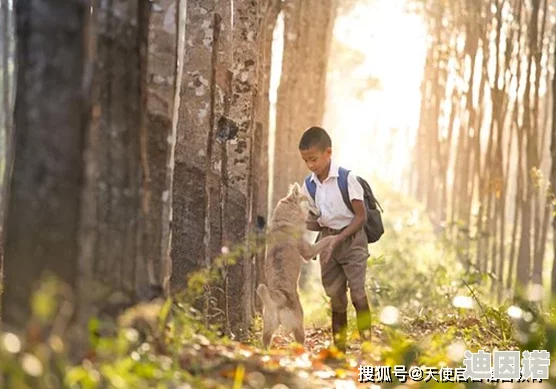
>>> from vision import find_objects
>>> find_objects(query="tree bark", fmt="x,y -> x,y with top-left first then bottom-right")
225,0 -> 261,340
2,0 -> 90,330
171,0 -> 215,291
0,0 -> 16,308
271,0 -> 336,208
91,0 -> 152,307
550,20 -> 556,294
506,0 -> 524,292
516,0 -> 541,291
252,0 -> 281,313
145,0 -> 179,294
530,0 -> 547,286
209,0 -> 232,330
161,0 -> 186,295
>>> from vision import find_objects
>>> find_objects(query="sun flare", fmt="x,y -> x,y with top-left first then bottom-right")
324,0 -> 428,189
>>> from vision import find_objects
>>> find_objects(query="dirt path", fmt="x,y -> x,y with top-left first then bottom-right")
184,325 -> 386,389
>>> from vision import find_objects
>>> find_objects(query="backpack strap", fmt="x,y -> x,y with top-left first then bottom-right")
304,174 -> 316,201
365,182 -> 384,212
337,167 -> 354,213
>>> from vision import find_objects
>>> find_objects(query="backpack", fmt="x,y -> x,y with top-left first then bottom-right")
304,167 -> 384,243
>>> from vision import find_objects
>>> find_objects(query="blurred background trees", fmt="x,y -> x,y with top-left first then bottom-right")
1,0 -> 556,348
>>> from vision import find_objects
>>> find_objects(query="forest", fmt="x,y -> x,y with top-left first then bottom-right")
1,0 -> 556,388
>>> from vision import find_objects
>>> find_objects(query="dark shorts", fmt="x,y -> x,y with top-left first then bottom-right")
320,227 -> 369,297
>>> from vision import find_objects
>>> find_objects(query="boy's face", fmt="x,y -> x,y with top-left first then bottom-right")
300,146 -> 332,178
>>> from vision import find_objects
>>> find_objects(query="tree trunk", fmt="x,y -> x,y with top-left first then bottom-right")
473,39 -> 491,274
506,0 -> 524,292
271,0 -> 336,208
209,0 -> 232,330
224,0 -> 261,340
161,0 -> 187,295
0,0 -> 16,306
2,0 -> 90,332
550,20 -> 556,294
530,0 -> 547,286
91,0 -> 152,307
456,24 -> 479,267
516,0 -> 541,291
252,0 -> 281,313
495,0 -> 518,297
144,0 -> 179,294
171,0 -> 215,291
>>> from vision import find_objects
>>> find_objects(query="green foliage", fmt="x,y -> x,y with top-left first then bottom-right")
3,180 -> 556,388
0,236 -> 258,389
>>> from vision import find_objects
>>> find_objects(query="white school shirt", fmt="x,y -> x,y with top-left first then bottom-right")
301,160 -> 365,230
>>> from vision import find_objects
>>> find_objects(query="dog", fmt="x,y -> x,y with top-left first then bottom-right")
256,182 -> 335,348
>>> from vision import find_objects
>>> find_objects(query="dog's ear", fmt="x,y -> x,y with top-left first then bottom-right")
288,182 -> 301,197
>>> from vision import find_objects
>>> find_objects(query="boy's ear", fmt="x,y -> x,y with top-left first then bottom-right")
325,146 -> 332,157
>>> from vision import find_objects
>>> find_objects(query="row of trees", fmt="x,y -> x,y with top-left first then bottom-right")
0,0 -> 343,350
411,0 -> 556,298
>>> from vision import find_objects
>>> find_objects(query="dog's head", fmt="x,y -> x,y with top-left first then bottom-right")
271,182 -> 316,227
289,182 -> 320,216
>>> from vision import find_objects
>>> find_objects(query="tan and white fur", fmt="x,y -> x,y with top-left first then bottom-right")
257,182 -> 335,348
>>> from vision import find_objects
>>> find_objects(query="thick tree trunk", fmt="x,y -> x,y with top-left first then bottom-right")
209,0 -> 232,330
225,0 -> 261,340
171,0 -> 215,291
2,0 -> 89,329
271,0 -> 336,208
92,0 -> 152,306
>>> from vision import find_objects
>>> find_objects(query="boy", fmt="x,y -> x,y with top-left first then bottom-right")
299,126 -> 371,352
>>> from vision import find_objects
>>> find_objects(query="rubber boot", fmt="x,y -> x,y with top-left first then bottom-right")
331,310 -> 348,352
353,296 -> 372,341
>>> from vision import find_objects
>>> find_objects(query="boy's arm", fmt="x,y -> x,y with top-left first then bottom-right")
335,199 -> 366,242
319,200 -> 365,263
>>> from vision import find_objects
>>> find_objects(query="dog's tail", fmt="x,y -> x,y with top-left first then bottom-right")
257,284 -> 287,308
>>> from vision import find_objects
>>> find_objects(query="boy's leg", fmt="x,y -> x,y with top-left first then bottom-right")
338,228 -> 372,341
320,232 -> 349,352
331,305 -> 347,352
352,291 -> 372,341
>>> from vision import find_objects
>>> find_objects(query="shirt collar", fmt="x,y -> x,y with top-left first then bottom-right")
310,160 -> 339,183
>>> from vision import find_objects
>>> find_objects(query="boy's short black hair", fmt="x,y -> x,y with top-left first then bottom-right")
298,126 -> 332,151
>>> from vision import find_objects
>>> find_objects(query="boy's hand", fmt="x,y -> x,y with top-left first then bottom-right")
319,235 -> 342,264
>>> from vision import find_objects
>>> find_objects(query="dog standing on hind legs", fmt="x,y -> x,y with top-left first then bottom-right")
256,182 -> 335,349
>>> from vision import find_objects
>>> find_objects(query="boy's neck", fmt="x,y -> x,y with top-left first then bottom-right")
317,161 -> 331,182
